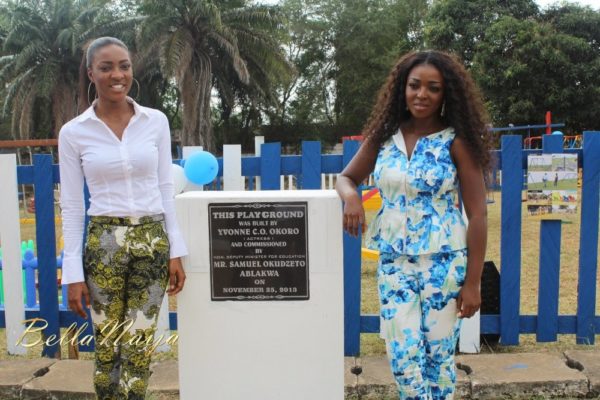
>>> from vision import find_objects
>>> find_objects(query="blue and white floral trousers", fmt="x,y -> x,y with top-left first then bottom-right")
378,250 -> 467,400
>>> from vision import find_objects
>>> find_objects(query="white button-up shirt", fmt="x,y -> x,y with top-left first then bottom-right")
58,98 -> 187,284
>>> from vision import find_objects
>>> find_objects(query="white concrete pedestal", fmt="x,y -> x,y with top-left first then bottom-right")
176,190 -> 344,400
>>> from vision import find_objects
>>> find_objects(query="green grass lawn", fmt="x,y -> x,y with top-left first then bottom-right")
527,179 -> 578,191
528,165 -> 551,171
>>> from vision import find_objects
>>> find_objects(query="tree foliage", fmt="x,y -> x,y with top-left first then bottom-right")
541,4 -> 600,55
472,12 -> 600,132
266,0 -> 429,145
0,0 -> 140,139
140,0 -> 290,150
332,0 -> 428,132
1,0 -> 600,143
267,0 -> 335,127
425,0 -> 539,65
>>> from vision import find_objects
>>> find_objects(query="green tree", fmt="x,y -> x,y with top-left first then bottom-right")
213,2 -> 292,145
140,0 -> 289,150
472,16 -> 600,131
0,0 -> 139,139
425,0 -> 538,65
266,0 -> 335,127
332,0 -> 428,132
541,4 -> 600,56
131,43 -> 182,128
261,0 -> 428,144
0,8 -> 11,139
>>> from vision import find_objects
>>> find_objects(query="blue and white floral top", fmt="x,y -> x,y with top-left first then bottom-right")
365,127 -> 467,255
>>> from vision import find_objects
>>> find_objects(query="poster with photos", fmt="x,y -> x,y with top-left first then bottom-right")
527,153 -> 578,217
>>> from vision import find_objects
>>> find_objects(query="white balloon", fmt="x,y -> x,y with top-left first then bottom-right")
172,164 -> 187,195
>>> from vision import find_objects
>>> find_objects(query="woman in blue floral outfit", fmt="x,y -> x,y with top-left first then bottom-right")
336,51 -> 491,400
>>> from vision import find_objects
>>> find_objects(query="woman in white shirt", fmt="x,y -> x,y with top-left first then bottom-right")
59,37 -> 187,400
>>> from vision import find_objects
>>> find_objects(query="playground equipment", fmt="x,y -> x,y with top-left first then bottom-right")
361,247 -> 379,261
524,134 -> 582,149
489,121 -> 566,148
0,240 -> 64,306
362,188 -> 381,211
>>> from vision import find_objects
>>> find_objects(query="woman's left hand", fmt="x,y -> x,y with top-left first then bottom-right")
456,282 -> 481,319
167,257 -> 186,295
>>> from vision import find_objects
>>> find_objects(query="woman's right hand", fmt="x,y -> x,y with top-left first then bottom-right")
68,282 -> 90,319
343,194 -> 366,237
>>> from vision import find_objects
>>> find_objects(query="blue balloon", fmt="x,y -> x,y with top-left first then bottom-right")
183,151 -> 219,185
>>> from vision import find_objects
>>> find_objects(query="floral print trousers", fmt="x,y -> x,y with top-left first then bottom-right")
378,250 -> 467,400
84,215 -> 170,400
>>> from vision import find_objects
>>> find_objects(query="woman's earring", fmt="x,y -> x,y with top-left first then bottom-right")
87,82 -> 97,106
131,78 -> 141,100
440,101 -> 446,117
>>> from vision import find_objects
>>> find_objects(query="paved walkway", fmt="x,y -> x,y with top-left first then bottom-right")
0,351 -> 598,399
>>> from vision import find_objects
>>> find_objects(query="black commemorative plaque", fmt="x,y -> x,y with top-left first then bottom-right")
208,202 -> 309,301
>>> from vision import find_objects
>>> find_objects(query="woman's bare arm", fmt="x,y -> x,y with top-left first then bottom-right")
452,136 -> 488,318
335,139 -> 379,236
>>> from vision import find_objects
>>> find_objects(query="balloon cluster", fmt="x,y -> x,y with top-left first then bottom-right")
171,151 -> 219,195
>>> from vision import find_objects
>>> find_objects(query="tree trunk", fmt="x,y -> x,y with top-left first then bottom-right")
52,86 -> 78,137
220,101 -> 233,145
180,55 -> 214,152
180,68 -> 201,146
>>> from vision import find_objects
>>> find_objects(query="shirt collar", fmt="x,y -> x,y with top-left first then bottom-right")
78,97 -> 150,122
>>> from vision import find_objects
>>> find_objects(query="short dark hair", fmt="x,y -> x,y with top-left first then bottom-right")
85,37 -> 128,68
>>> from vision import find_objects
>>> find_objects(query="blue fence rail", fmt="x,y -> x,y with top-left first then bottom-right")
1,135 -> 599,357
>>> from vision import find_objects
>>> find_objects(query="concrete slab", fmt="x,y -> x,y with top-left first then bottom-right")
456,367 -> 471,399
458,353 -> 589,399
20,359 -> 182,399
344,356 -> 471,399
344,357 -> 396,399
2,353 -> 592,399
149,360 -> 179,394
0,358 -> 56,399
22,360 -> 95,400
564,350 -> 600,395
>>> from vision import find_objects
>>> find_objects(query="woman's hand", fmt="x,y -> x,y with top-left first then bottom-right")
343,194 -> 366,237
68,282 -> 90,319
167,257 -> 186,295
456,282 -> 481,319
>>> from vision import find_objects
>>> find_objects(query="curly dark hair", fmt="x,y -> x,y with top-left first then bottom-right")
362,50 -> 493,172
